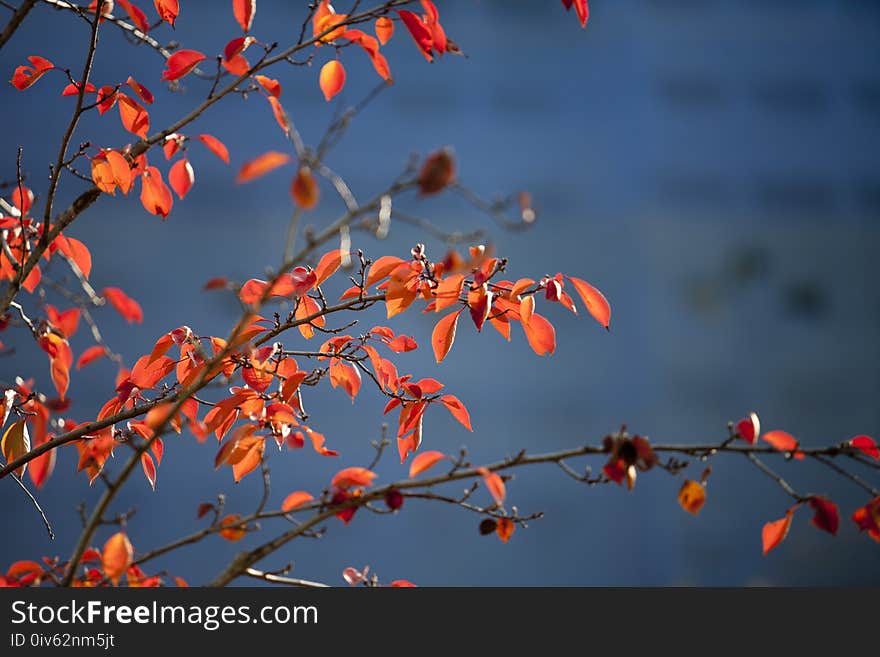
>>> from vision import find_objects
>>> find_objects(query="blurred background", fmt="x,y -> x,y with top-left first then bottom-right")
1,0 -> 879,585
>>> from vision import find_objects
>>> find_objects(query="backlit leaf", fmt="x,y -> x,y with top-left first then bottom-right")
566,276 -> 610,329
409,450 -> 446,477
762,506 -> 797,555
196,134 -> 230,164
439,394 -> 472,431
431,310 -> 461,363
319,60 -> 346,101
102,287 -> 143,323
232,0 -> 256,32
236,151 -> 290,183
162,49 -> 206,81
168,158 -> 195,199
281,491 -> 314,512
102,532 -> 133,585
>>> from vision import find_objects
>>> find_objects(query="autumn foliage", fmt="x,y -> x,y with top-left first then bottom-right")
0,0 -> 876,589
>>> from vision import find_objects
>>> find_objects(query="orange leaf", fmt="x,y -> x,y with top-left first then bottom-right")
375,16 -> 394,44
478,467 -> 505,505
76,345 -> 107,369
232,0 -> 256,32
762,506 -> 797,555
196,134 -> 230,164
366,255 -> 405,287
522,312 -> 556,356
219,514 -> 246,541
291,166 -> 320,210
439,394 -> 472,431
762,430 -> 804,459
314,249 -> 343,286
566,276 -> 611,330
118,94 -> 149,139
408,450 -> 446,477
677,480 -> 706,515
332,467 -> 377,489
295,295 -> 324,339
432,310 -> 461,363
255,74 -> 281,97
319,60 -> 346,101
139,166 -> 173,218
281,491 -> 314,512
54,235 -> 92,278
168,158 -> 195,199
1,420 -> 29,478
434,273 -> 464,312
102,532 -> 133,585
496,517 -> 515,543
236,151 -> 290,183
102,287 -> 143,323
267,95 -> 290,136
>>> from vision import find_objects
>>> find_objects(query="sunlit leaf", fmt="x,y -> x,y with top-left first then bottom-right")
291,166 -> 320,209
762,506 -> 798,555
408,450 -> 446,477
281,491 -> 314,512
102,287 -> 143,323
331,467 -> 376,489
232,0 -> 256,32
168,158 -> 195,199
375,16 -> 394,44
102,532 -> 133,585
236,151 -> 290,183
196,134 -> 230,164
319,60 -> 346,101
162,49 -> 206,81
153,0 -> 179,27
431,309 -> 461,363
1,420 -> 30,478
566,276 -> 610,329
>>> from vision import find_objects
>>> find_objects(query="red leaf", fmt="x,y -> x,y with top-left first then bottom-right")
141,452 -> 157,491
397,10 -> 433,61
117,0 -> 150,33
10,56 -> 53,91
139,166 -> 173,218
319,60 -> 346,101
736,411 -> 760,445
103,287 -> 143,323
76,345 -> 107,369
852,496 -> 880,542
168,158 -> 195,199
162,50 -> 206,81
432,310 -> 461,363
153,0 -> 179,27
762,506 -> 798,555
196,134 -> 230,164
808,496 -> 839,536
566,276 -> 610,329
126,75 -> 153,104
232,0 -> 256,32
439,394 -> 472,431
478,467 -> 505,505
409,451 -> 446,477
28,447 -> 55,490
236,151 -> 290,183
61,81 -> 96,96
850,435 -> 879,460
